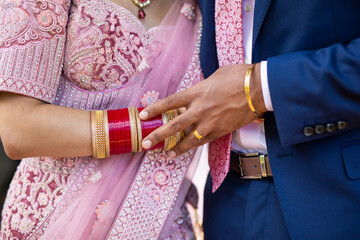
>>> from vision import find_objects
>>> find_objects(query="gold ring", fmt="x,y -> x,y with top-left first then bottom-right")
193,129 -> 203,140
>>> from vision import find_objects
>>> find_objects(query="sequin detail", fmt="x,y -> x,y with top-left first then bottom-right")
64,0 -> 154,91
95,200 -> 112,223
0,157 -> 80,239
180,3 -> 196,21
107,150 -> 195,240
89,170 -> 102,183
0,1 -> 203,239
0,0 -> 68,103
141,90 -> 160,107
107,17 -> 203,240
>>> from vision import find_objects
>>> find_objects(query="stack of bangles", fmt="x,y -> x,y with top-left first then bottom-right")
90,107 -> 184,159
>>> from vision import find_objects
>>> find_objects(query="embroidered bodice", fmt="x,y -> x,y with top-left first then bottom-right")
0,0 -> 202,238
64,0 -> 154,92
0,0 -> 158,107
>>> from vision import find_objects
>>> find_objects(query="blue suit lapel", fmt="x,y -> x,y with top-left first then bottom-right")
253,0 -> 272,48
198,0 -> 218,78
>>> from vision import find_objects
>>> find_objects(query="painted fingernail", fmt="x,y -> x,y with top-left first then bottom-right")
167,151 -> 176,158
142,139 -> 152,149
139,111 -> 148,120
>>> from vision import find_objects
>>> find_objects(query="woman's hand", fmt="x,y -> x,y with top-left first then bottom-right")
139,63 -> 267,157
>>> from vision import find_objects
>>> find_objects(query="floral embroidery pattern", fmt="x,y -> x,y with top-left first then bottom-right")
208,0 -> 245,192
36,11 -> 55,27
108,150 -> 195,240
214,0 -> 244,66
1,1 -> 203,240
107,16 -> 203,240
0,0 -> 68,103
37,193 -> 49,206
64,0 -> 152,91
137,58 -> 149,71
0,0 -> 29,44
0,157 -> 78,239
180,3 -> 196,21
89,170 -> 102,183
153,169 -> 170,185
141,90 -> 160,107
0,0 -> 68,47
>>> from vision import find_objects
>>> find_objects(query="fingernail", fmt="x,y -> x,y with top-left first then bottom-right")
139,111 -> 148,120
142,139 -> 152,149
167,151 -> 176,158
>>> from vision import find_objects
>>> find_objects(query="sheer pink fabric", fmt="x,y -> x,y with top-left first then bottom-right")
27,1 -> 203,239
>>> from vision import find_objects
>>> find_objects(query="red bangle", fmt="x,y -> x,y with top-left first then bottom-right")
108,109 -> 131,154
108,109 -> 117,155
108,107 -> 166,154
119,108 -> 131,154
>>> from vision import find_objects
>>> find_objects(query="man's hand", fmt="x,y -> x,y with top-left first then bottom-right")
139,63 -> 267,157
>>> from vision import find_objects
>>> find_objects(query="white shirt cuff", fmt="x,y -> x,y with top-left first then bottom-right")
260,61 -> 273,111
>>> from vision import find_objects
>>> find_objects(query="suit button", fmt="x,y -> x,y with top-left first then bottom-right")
245,4 -> 253,12
337,120 -> 349,130
303,126 -> 314,137
326,123 -> 337,133
314,125 -> 325,134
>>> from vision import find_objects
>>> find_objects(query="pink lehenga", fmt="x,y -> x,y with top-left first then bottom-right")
0,0 -> 203,239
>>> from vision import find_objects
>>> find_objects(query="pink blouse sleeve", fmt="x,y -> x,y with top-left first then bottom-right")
0,0 -> 70,103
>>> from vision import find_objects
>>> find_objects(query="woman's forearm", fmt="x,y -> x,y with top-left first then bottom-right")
0,93 -> 92,159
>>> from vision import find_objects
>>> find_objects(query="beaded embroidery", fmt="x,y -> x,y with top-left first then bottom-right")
89,170 -> 102,183
95,200 -> 113,223
0,0 -> 69,103
180,3 -> 196,21
64,0 -> 152,92
107,18 -> 203,240
141,90 -> 160,107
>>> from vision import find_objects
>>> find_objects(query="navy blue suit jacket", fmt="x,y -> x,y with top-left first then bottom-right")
198,0 -> 360,239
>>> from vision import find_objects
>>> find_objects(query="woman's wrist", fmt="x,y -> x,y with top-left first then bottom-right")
91,108 -> 184,158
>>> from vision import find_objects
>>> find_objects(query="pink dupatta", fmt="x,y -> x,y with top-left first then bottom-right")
27,1 -> 204,239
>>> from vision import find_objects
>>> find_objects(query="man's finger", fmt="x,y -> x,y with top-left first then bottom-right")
139,91 -> 190,120
142,113 -> 193,149
167,127 -> 210,157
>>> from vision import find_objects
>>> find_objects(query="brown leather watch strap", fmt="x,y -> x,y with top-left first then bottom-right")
230,151 -> 272,178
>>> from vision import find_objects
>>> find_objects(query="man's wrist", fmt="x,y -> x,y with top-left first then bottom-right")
250,63 -> 267,115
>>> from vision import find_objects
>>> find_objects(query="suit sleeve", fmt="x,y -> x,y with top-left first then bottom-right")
267,37 -> 360,146
0,0 -> 70,103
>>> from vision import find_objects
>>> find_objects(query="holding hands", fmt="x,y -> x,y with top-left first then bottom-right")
139,63 -> 267,157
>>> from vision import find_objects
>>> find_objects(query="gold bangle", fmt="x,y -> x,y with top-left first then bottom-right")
244,64 -> 264,120
162,110 -> 179,149
134,107 -> 143,152
94,110 -> 106,158
128,107 -> 138,153
180,130 -> 185,141
90,110 -> 97,158
162,111 -> 171,149
173,110 -> 182,146
103,110 -> 110,158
